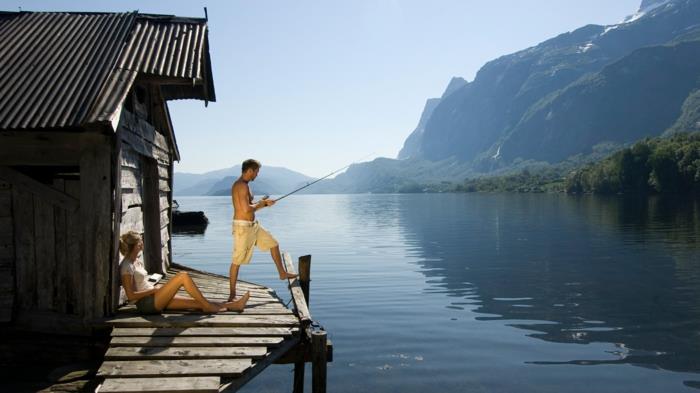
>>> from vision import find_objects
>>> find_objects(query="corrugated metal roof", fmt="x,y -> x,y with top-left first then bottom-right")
0,11 -> 215,131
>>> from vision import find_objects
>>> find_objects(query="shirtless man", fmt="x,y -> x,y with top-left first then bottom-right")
229,159 -> 298,301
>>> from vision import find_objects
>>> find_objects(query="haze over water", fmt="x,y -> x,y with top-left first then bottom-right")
173,194 -> 700,392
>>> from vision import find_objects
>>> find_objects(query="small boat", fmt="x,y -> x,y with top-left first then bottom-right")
172,200 -> 209,233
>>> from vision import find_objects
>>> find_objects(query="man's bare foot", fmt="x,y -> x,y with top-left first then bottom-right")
223,291 -> 250,311
227,293 -> 236,302
280,272 -> 298,280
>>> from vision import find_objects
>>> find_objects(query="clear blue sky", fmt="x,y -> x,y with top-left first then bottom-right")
13,0 -> 640,177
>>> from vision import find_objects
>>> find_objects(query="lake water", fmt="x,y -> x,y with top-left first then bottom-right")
172,194 -> 700,392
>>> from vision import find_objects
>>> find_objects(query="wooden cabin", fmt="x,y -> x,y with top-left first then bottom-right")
0,11 -> 215,332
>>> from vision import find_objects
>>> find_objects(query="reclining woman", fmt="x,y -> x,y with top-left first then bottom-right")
120,230 -> 249,314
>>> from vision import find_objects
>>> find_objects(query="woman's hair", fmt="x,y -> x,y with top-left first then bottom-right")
119,230 -> 141,256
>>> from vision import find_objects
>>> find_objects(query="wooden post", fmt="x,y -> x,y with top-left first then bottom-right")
142,157 -> 163,274
293,255 -> 311,393
110,135 -> 123,314
79,134 -> 113,319
293,360 -> 305,393
312,330 -> 327,393
299,255 -> 311,304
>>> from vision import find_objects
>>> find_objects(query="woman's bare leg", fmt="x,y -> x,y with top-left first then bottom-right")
166,295 -> 222,311
153,272 -> 219,312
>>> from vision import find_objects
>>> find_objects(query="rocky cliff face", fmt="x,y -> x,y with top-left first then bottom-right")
397,77 -> 467,159
404,0 -> 700,166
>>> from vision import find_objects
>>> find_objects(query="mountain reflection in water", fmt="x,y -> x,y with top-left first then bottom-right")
173,194 -> 700,392
398,194 -> 700,375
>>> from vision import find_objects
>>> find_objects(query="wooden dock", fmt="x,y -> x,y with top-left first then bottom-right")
94,254 -> 331,393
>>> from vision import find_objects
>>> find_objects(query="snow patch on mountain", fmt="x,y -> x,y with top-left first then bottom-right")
602,0 -> 673,35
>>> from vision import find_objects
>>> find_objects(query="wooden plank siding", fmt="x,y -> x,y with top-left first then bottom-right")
65,180 -> 82,316
117,108 -> 173,273
3,177 -> 84,318
0,181 -> 13,321
33,193 -> 56,310
119,144 -> 145,250
12,187 -> 36,312
118,110 -> 170,165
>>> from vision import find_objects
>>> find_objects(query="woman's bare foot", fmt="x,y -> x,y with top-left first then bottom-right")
223,291 -> 250,311
204,301 -> 224,313
279,272 -> 298,280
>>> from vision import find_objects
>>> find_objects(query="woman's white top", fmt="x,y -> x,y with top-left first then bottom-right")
119,257 -> 154,292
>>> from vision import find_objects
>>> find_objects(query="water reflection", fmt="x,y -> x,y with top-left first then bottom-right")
398,194 -> 700,374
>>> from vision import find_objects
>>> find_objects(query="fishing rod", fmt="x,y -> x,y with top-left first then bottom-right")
272,153 -> 375,202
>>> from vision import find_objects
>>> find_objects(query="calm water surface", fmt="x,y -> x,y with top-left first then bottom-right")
173,194 -> 700,392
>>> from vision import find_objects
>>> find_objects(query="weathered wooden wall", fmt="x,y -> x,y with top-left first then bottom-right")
3,172 -> 93,319
0,132 -> 115,326
0,180 -> 14,322
117,107 -> 173,274
119,146 -> 144,235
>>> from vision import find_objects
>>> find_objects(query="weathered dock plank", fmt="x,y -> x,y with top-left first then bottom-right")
98,359 -> 251,378
105,346 -> 268,360
99,377 -> 220,393
109,336 -> 283,347
102,314 -> 299,328
110,327 -> 297,337
95,260 -> 324,393
283,252 -> 312,325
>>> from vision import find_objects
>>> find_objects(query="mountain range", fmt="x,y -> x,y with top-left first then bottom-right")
343,0 -> 699,192
174,165 -> 313,196
401,0 -> 700,165
177,0 -> 700,195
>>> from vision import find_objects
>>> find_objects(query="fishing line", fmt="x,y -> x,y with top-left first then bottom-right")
273,152 -> 375,202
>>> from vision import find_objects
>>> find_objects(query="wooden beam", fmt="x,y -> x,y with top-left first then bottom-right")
12,187 -> 35,311
65,180 -> 82,316
0,166 -> 78,211
298,255 -> 311,305
219,336 -> 301,392
80,138 -> 113,319
34,195 -> 55,310
142,157 -> 163,274
275,339 -> 334,364
293,361 -> 305,393
294,255 -> 310,393
283,252 -> 312,327
0,189 -> 11,217
53,179 -> 68,314
0,132 -> 82,165
111,137 -> 123,314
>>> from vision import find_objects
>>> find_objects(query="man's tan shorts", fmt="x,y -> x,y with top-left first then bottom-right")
232,220 -> 278,265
